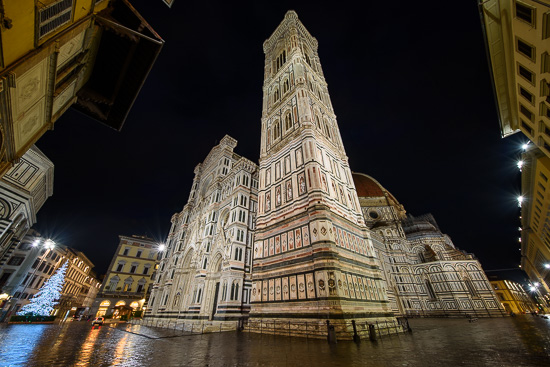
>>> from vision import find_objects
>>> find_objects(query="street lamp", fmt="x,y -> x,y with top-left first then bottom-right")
517,160 -> 524,171
517,196 -> 524,207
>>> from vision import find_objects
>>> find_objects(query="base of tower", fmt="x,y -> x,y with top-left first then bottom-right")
245,315 -> 406,341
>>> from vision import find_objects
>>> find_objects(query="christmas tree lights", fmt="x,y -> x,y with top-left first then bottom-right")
17,261 -> 68,316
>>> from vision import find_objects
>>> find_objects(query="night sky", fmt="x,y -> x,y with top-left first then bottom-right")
33,1 -> 526,282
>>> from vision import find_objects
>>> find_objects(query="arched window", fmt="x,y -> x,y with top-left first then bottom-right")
324,120 -> 331,138
273,121 -> 281,140
283,79 -> 289,94
197,288 -> 202,303
315,115 -> 321,130
285,112 -> 292,131
234,281 -> 240,301
230,282 -> 235,300
274,88 -> 280,102
222,281 -> 227,301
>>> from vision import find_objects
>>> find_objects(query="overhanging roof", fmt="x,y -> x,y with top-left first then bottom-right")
74,0 -> 164,131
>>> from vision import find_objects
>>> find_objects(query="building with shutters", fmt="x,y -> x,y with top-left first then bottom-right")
90,235 -> 160,319
480,0 -> 550,298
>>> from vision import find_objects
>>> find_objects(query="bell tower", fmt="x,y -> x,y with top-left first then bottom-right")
250,11 -> 394,338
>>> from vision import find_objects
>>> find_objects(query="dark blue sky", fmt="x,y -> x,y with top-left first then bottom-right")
34,0 -> 526,282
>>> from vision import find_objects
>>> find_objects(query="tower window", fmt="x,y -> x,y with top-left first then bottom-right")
273,121 -> 281,140
274,88 -> 280,102
283,79 -> 290,94
285,112 -> 292,131
274,50 -> 287,74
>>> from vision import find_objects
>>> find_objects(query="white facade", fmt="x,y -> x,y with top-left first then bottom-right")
147,136 -> 258,325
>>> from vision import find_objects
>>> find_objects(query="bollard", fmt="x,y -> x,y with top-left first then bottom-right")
368,324 -> 377,341
352,320 -> 361,343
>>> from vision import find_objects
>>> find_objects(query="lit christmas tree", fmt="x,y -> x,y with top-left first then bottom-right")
17,261 -> 68,316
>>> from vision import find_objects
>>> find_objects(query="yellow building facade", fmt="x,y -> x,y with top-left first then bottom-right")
491,279 -> 537,314
480,0 -> 550,298
90,235 -> 160,319
0,0 -> 163,176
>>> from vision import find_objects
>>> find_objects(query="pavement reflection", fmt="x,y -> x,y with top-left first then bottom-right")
0,316 -> 548,366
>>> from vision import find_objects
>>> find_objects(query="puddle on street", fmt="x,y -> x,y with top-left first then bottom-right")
0,316 -> 549,366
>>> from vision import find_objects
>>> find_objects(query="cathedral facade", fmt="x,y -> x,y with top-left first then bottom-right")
145,11 -> 503,336
147,136 -> 258,327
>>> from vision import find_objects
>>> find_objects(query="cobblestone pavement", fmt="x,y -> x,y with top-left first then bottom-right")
0,315 -> 549,366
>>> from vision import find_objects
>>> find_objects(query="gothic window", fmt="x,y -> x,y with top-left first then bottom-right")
283,79 -> 290,94
273,121 -> 281,140
274,50 -> 287,73
305,53 -> 311,66
222,281 -> 228,301
197,288 -> 202,303
274,88 -> 280,102
315,115 -> 321,130
285,112 -> 292,131
230,280 -> 240,300
324,119 -> 331,138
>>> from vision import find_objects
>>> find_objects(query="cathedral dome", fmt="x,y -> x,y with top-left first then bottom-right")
352,173 -> 385,198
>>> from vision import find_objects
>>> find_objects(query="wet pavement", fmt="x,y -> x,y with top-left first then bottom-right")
0,315 -> 549,366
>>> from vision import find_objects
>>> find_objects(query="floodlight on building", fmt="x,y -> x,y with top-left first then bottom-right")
517,196 -> 524,207
518,238 -> 522,243
534,282 -> 540,287
32,239 -> 41,247
158,244 -> 166,252
517,160 -> 524,171
44,239 -> 55,250
519,227 -> 522,231
545,264 -> 550,269
522,142 -> 530,151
